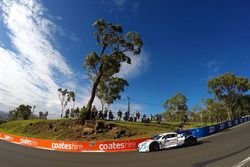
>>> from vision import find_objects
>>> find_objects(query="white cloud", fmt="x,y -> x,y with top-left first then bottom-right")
205,59 -> 220,79
0,0 -> 75,117
0,0 -> 146,118
101,0 -> 139,14
112,0 -> 125,7
117,50 -> 150,79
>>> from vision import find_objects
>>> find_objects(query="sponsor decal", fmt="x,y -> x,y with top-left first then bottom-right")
99,141 -> 137,150
240,119 -> 243,123
209,126 -> 215,134
220,124 -> 225,130
228,121 -> 232,127
51,142 -> 84,151
235,120 -> 238,125
4,135 -> 13,141
20,138 -> 38,147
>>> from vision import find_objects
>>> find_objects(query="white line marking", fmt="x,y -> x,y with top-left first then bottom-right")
232,157 -> 250,167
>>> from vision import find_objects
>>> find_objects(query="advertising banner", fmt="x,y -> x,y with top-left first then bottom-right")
0,132 -> 149,152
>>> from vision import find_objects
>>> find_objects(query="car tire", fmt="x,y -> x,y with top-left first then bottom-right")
149,142 -> 159,152
185,137 -> 197,146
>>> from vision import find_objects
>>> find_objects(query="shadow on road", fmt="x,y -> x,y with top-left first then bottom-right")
192,145 -> 250,167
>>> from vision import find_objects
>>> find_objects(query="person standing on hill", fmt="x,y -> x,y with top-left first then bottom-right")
108,110 -> 113,121
117,110 -> 122,121
91,105 -> 98,120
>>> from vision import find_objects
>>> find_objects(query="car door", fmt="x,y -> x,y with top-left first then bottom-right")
167,133 -> 178,147
161,134 -> 172,148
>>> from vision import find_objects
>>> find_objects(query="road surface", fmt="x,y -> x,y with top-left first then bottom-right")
0,122 -> 249,167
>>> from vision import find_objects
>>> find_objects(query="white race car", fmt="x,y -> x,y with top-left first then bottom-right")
137,132 -> 197,152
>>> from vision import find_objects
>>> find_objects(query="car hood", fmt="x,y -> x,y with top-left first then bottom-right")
139,139 -> 154,146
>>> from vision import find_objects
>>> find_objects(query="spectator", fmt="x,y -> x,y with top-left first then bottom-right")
65,109 -> 70,118
129,116 -> 134,122
136,111 -> 140,121
108,110 -> 113,121
150,114 -> 153,121
124,111 -> 129,121
141,114 -> 146,122
178,122 -> 184,130
117,110 -> 122,121
91,105 -> 98,120
156,114 -> 161,124
104,108 -> 108,120
98,110 -> 104,120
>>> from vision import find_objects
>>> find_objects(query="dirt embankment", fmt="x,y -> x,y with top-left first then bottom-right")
0,119 -> 155,141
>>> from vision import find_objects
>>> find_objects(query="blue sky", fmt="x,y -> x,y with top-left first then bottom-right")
0,0 -> 250,118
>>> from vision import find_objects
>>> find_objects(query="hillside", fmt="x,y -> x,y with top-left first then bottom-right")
0,119 -> 209,141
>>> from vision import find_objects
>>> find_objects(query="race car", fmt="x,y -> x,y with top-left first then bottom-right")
137,132 -> 197,152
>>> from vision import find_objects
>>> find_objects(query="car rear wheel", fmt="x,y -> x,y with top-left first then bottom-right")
149,142 -> 159,152
185,137 -> 197,146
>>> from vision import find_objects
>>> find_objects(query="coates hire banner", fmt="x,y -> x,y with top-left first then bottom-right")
0,131 -> 148,152
0,115 -> 249,152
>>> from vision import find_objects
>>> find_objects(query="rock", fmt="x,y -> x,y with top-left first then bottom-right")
85,120 -> 95,128
113,133 -> 121,139
125,133 -> 132,137
95,129 -> 104,133
82,127 -> 94,135
114,127 -> 126,135
94,121 -> 105,131
106,123 -> 116,129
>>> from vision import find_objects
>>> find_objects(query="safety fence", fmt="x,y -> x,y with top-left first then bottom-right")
182,115 -> 250,138
0,115 -> 249,152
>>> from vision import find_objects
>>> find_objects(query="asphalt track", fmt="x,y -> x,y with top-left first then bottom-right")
0,122 -> 250,167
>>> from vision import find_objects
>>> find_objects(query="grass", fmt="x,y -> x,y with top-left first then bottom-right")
0,119 -> 214,141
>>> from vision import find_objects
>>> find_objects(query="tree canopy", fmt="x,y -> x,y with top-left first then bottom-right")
83,19 -> 143,119
58,88 -> 75,118
163,93 -> 188,121
9,104 -> 32,120
97,77 -> 128,111
208,73 -> 250,119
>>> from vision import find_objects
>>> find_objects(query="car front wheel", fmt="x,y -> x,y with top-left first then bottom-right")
149,142 -> 159,152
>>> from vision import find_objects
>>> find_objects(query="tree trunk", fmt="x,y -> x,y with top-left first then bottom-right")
100,99 -> 104,112
86,71 -> 103,116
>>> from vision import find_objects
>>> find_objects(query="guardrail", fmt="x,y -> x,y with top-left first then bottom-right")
0,115 -> 249,152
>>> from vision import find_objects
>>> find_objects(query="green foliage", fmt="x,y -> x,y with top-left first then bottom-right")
163,93 -> 188,122
9,104 -> 32,120
58,88 -> 75,118
83,19 -> 143,115
97,77 -> 129,110
235,95 -> 250,116
205,99 -> 227,123
190,104 -> 202,122
208,73 -> 250,119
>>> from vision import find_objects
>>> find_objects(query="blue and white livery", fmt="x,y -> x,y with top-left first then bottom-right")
137,132 -> 197,152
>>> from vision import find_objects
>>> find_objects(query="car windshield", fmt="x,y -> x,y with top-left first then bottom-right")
152,135 -> 162,140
